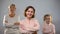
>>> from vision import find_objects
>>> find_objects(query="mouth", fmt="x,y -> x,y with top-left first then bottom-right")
28,14 -> 32,16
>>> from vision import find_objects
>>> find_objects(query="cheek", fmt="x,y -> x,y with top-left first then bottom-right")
29,12 -> 34,16
25,12 -> 30,17
31,13 -> 34,15
30,13 -> 34,16
10,8 -> 13,11
26,12 -> 32,17
26,12 -> 28,15
26,11 -> 34,16
49,18 -> 52,21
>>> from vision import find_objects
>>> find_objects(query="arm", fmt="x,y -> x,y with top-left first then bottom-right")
13,16 -> 20,29
31,22 -> 40,31
25,20 -> 40,31
14,16 -> 20,25
19,23 -> 34,32
42,23 -> 50,34
50,24 -> 56,34
19,24 -> 29,33
31,20 -> 40,31
42,25 -> 46,33
3,15 -> 8,27
42,23 -> 49,33
3,15 -> 13,28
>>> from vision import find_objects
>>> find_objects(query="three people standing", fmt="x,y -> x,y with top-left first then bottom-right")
3,4 -> 55,34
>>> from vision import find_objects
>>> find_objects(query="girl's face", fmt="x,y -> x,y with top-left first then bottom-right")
45,16 -> 52,24
26,8 -> 34,18
9,6 -> 16,13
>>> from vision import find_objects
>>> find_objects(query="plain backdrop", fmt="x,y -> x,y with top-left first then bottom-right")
0,0 -> 60,34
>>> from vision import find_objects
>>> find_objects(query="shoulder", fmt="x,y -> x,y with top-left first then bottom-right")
15,15 -> 20,17
51,23 -> 55,28
43,22 -> 46,26
3,14 -> 9,18
32,18 -> 39,22
20,19 -> 25,23
32,18 -> 40,24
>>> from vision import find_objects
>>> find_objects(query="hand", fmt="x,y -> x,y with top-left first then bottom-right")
14,22 -> 20,25
34,24 -> 37,27
20,24 -> 26,30
5,20 -> 8,23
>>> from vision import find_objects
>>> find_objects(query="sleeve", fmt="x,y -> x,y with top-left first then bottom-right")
18,16 -> 20,22
19,21 -> 29,33
32,20 -> 40,31
15,16 -> 20,24
3,15 -> 13,28
13,16 -> 20,26
19,27 -> 29,33
42,23 -> 46,33
3,15 -> 8,26
51,24 -> 56,34
12,16 -> 20,29
25,20 -> 40,31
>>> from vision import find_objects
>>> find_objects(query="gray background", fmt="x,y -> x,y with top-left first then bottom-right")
0,0 -> 60,34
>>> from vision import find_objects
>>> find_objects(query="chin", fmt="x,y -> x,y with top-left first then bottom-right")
27,16 -> 32,18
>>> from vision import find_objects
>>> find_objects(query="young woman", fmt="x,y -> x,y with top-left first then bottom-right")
20,6 -> 40,34
42,14 -> 55,34
3,4 -> 20,34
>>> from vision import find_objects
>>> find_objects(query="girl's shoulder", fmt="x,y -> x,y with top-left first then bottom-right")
50,23 -> 55,28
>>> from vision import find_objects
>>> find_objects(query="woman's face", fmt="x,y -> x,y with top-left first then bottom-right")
9,6 -> 16,13
26,8 -> 34,18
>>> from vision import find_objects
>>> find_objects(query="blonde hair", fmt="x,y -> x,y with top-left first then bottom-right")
8,4 -> 16,9
44,14 -> 52,23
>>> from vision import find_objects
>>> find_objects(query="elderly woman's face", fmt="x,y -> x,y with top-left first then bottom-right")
9,6 -> 16,13
26,8 -> 34,18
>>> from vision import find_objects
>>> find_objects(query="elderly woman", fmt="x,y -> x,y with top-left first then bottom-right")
3,4 -> 20,34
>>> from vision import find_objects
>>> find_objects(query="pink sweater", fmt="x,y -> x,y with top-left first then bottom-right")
42,22 -> 55,34
20,18 -> 40,34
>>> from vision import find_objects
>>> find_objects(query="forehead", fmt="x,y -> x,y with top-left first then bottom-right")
10,6 -> 15,7
46,16 -> 51,18
28,8 -> 34,11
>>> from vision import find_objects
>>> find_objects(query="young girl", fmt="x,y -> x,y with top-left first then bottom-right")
42,14 -> 55,34
20,6 -> 40,34
3,4 -> 20,34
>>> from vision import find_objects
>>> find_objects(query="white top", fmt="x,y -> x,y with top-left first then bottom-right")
20,18 -> 40,34
42,22 -> 55,34
3,14 -> 20,29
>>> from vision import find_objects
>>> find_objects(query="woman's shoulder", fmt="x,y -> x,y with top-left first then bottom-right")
4,14 -> 9,18
20,19 -> 26,23
32,18 -> 39,21
15,14 -> 20,17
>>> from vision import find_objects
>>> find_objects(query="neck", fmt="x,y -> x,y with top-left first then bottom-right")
26,17 -> 32,20
46,22 -> 50,24
45,21 -> 50,24
9,12 -> 15,17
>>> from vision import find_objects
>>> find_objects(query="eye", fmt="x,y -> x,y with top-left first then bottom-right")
47,18 -> 50,20
31,11 -> 34,13
28,11 -> 30,12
